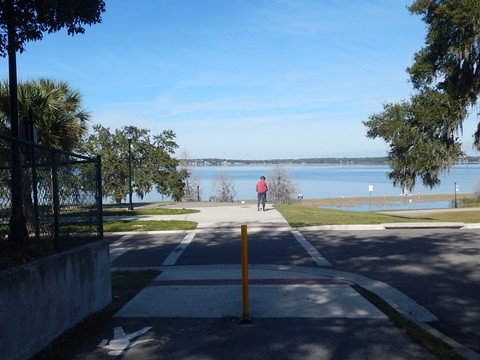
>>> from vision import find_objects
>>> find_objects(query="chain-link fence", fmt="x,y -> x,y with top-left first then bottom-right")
0,133 -> 103,249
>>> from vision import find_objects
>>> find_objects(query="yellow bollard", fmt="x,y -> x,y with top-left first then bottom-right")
240,224 -> 252,324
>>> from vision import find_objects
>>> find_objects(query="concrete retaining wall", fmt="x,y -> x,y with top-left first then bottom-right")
0,240 -> 111,360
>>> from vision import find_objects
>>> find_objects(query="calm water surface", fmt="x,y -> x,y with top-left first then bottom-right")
137,164 -> 480,210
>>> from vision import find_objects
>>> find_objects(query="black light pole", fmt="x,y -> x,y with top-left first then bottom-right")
7,4 -> 28,244
127,130 -> 134,211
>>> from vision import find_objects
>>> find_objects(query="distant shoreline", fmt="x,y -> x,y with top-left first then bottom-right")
186,157 -> 480,166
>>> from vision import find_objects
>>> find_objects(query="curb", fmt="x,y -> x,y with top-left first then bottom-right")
296,222 -> 473,231
382,222 -> 465,229
404,315 -> 480,360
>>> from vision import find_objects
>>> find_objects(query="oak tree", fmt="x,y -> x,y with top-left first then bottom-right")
364,1 -> 480,191
364,89 -> 465,191
80,125 -> 188,204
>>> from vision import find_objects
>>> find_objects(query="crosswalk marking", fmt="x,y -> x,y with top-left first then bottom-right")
291,230 -> 331,267
162,232 -> 196,266
109,234 -> 134,262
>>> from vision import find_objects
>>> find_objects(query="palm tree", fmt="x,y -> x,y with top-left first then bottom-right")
0,79 -> 90,242
0,78 -> 89,150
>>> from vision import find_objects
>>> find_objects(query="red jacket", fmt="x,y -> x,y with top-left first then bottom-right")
256,180 -> 268,193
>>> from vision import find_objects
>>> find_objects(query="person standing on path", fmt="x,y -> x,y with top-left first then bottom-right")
256,176 -> 268,211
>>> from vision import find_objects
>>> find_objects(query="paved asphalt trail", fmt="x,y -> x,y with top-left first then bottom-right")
68,203 -> 480,359
300,227 -> 480,353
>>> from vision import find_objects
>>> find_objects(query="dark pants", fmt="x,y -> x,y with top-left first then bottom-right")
257,192 -> 266,208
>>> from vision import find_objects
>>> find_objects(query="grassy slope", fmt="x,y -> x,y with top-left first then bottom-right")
275,204 -> 480,227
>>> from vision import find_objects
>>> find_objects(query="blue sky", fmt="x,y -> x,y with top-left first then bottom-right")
1,0 -> 479,159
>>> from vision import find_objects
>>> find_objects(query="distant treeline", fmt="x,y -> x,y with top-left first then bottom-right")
186,156 -> 480,166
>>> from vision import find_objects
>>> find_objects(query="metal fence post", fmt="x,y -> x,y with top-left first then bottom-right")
51,151 -> 60,250
97,155 -> 103,238
1,133 -> 103,245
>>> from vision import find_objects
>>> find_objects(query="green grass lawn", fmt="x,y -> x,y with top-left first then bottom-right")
103,219 -> 197,232
275,204 -> 480,227
102,207 -> 199,232
111,269 -> 160,288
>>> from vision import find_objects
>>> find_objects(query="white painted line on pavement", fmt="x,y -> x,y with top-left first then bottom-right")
291,230 -> 332,267
162,231 -> 196,266
110,248 -> 129,262
98,326 -> 153,356
111,234 -> 134,247
109,234 -> 134,262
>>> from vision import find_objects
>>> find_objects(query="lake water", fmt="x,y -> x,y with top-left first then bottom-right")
137,163 -> 480,211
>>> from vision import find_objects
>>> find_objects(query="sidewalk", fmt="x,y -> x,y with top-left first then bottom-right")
87,203 -> 479,359
115,201 -> 480,230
